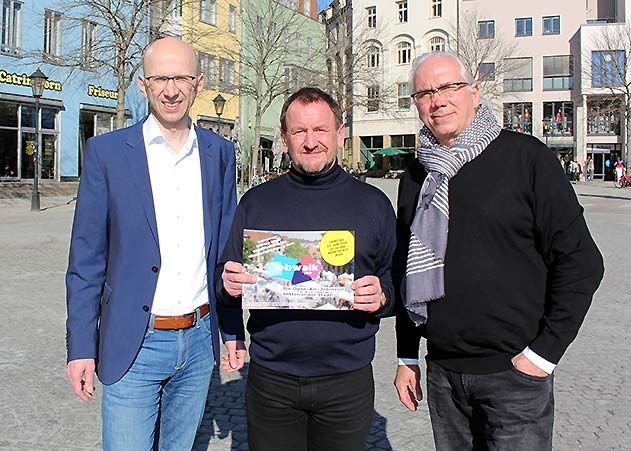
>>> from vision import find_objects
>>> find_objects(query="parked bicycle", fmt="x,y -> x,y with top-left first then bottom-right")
614,171 -> 631,188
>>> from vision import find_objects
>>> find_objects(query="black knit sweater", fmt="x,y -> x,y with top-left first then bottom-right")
217,164 -> 396,377
394,130 -> 604,374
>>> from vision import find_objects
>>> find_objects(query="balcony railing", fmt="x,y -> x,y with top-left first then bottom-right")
503,120 -> 532,134
587,117 -> 620,135
543,119 -> 573,136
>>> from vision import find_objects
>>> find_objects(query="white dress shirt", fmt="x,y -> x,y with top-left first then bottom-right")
397,346 -> 556,374
143,115 -> 208,316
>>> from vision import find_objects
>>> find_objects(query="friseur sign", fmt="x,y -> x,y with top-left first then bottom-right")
0,70 -> 63,91
87,85 -> 118,100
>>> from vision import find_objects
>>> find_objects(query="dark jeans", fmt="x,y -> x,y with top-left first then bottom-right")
426,360 -> 554,451
246,360 -> 374,451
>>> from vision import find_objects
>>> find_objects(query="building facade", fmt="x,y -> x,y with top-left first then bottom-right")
322,0 -> 630,179
0,1 -> 148,181
239,0 -> 324,180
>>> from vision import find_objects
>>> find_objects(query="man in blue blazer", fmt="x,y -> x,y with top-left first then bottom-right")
65,37 -> 245,450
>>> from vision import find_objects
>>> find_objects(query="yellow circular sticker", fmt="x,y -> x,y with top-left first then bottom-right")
320,231 -> 354,267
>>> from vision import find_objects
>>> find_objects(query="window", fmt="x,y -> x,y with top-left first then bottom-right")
163,0 -> 182,19
478,20 -> 495,39
592,50 -> 625,87
478,62 -> 495,81
429,36 -> 445,52
391,134 -> 415,150
542,15 -> 560,35
397,1 -> 408,23
503,102 -> 532,134
587,99 -> 621,135
44,10 -> 62,58
1,0 -> 22,54
431,0 -> 442,18
397,83 -> 410,110
367,45 -> 380,68
397,41 -> 411,64
515,17 -> 532,36
219,58 -> 235,92
543,102 -> 573,136
200,0 -> 216,25
228,4 -> 236,32
367,85 -> 379,112
366,6 -> 376,28
543,55 -> 572,90
361,135 -> 383,150
80,20 -> 97,69
503,57 -> 532,92
199,52 -> 216,88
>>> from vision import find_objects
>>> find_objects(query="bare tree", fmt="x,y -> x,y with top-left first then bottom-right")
450,10 -> 518,102
235,0 -> 325,180
35,0 -> 197,128
584,24 -> 631,170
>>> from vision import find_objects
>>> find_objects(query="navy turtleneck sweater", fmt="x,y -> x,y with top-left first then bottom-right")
217,164 -> 396,377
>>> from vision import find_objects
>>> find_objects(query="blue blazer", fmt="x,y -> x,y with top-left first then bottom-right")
65,119 -> 242,385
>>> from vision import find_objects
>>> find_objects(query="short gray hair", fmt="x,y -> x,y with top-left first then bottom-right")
409,52 -> 474,93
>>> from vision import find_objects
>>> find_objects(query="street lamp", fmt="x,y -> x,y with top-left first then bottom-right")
29,68 -> 48,212
212,93 -> 226,137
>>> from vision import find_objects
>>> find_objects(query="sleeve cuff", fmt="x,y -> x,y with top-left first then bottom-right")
522,346 -> 557,374
398,358 -> 419,366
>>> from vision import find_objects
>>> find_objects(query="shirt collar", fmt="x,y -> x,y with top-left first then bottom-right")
144,114 -> 198,158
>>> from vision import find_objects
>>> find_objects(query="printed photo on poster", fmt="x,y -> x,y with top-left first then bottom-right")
242,229 -> 355,310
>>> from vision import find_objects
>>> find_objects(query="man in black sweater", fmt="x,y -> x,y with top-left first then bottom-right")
393,52 -> 604,450
217,87 -> 396,451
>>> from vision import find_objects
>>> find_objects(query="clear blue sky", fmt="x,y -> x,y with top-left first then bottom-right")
317,0 -> 333,12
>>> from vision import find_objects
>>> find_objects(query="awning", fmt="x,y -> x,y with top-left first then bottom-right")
0,92 -> 65,110
80,103 -> 131,117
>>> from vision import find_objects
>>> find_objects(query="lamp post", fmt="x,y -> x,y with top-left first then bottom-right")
212,93 -> 226,137
29,68 -> 48,212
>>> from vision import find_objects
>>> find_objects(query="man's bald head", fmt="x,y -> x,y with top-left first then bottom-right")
143,37 -> 200,76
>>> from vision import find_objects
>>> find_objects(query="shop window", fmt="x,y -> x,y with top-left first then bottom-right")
503,102 -> 532,134
0,128 -> 17,178
0,102 -> 18,127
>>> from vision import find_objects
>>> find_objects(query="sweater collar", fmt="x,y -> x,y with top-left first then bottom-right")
286,162 -> 346,188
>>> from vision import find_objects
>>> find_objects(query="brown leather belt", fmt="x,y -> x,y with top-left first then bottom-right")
153,304 -> 210,330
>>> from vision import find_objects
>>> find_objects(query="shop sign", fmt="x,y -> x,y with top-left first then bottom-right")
87,85 -> 118,100
25,140 -> 35,156
0,70 -> 62,91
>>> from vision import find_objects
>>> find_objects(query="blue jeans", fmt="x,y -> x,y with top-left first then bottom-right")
102,312 -> 214,451
427,360 -> 554,451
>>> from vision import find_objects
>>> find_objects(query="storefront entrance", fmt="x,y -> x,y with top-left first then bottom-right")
587,144 -> 621,181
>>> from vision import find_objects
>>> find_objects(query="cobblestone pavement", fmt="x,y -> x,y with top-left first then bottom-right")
0,181 -> 629,450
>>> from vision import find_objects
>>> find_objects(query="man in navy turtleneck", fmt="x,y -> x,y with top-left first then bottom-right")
216,87 -> 396,451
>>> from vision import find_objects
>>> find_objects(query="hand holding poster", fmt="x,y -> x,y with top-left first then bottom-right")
242,229 -> 355,310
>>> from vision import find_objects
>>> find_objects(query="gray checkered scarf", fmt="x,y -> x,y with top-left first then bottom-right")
404,103 -> 501,325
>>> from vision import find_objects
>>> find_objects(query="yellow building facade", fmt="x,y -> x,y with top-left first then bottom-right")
182,0 -> 240,138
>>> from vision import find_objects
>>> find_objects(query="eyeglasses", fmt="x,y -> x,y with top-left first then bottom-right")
410,82 -> 470,104
143,75 -> 199,90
